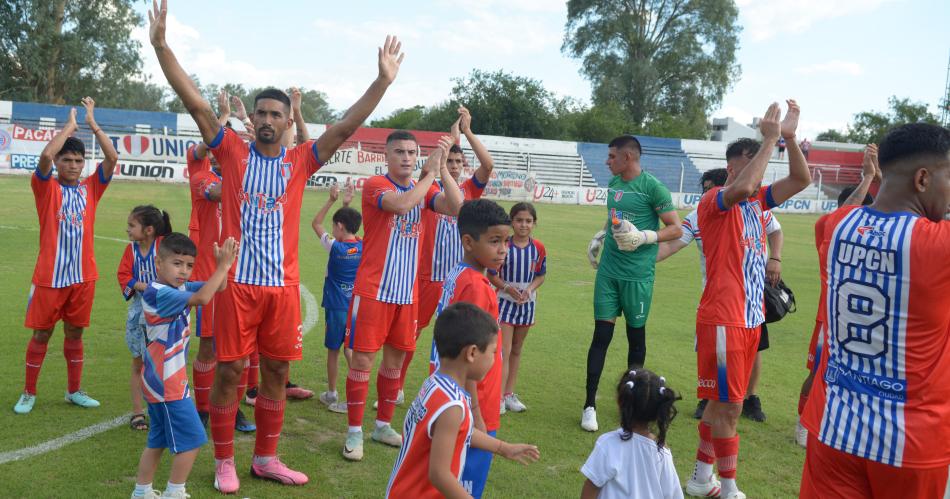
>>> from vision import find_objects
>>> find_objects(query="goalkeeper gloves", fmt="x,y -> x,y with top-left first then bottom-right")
611,219 -> 659,252
587,230 -> 607,269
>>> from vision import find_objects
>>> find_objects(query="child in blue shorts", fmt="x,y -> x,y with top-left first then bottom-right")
117,205 -> 172,431
311,182 -> 362,413
131,233 -> 237,499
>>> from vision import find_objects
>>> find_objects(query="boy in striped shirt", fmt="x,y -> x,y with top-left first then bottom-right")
15,97 -> 118,415
131,233 -> 237,499
388,302 -> 539,499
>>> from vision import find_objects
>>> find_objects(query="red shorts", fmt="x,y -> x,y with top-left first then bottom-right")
806,320 -> 825,372
696,323 -> 760,403
215,283 -> 302,362
346,295 -> 418,353
416,278 -> 443,332
801,433 -> 949,499
195,296 -> 215,338
25,282 -> 96,330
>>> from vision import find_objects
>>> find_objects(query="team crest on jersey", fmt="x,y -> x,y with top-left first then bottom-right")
279,161 -> 293,180
856,226 -> 887,239
613,190 -> 624,202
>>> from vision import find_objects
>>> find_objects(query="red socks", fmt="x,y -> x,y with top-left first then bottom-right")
398,350 -> 414,391
24,338 -> 48,395
247,351 -> 260,392
63,338 -> 83,393
254,395 -> 285,457
798,393 -> 808,416
192,359 -> 216,413
210,400 -> 238,460
713,435 -> 740,479
696,421 -> 716,464
346,369 -> 370,428
376,367 -> 401,424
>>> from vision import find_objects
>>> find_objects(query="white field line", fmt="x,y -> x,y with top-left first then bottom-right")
0,413 -> 131,465
0,224 -> 320,464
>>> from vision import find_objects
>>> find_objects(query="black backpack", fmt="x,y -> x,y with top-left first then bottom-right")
764,279 -> 796,324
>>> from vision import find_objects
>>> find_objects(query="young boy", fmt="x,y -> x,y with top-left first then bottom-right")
428,199 -> 513,498
388,302 -> 540,498
311,181 -> 362,413
131,233 -> 238,499
15,97 -> 118,414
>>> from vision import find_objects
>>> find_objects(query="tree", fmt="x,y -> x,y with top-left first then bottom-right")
449,69 -> 563,139
0,0 -> 155,107
846,96 -> 940,144
166,82 -> 337,123
816,129 -> 848,142
562,0 -> 740,139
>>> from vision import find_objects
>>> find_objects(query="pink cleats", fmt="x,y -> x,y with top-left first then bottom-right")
213,458 -> 240,494
250,457 -> 309,485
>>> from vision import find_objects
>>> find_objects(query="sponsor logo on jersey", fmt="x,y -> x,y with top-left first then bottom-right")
346,247 -> 359,255
238,190 -> 288,214
856,225 -> 887,239
697,378 -> 716,388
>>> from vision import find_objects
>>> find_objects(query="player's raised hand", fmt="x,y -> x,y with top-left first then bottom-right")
758,102 -> 781,142
377,35 -> 405,85
81,97 -> 97,127
458,106 -> 472,134
290,87 -> 302,111
214,237 -> 239,269
450,117 -> 461,143
421,146 -> 442,178
148,0 -> 168,49
231,95 -> 248,121
328,182 -> 340,202
342,180 -> 355,205
65,107 -> 78,130
780,99 -> 800,140
498,442 -> 540,465
217,90 -> 230,116
862,144 -> 880,181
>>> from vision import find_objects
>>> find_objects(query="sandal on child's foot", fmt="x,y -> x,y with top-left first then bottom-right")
130,413 -> 148,431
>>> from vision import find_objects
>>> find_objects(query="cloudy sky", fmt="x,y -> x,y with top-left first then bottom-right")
133,0 -> 949,140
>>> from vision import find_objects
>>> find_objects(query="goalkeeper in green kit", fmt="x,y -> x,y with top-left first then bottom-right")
581,135 -> 682,432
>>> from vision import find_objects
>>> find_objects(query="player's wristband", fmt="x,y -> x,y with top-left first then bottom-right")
769,257 -> 781,262
91,128 -> 101,135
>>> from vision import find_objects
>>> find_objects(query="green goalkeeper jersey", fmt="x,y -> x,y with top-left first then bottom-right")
599,172 -> 675,282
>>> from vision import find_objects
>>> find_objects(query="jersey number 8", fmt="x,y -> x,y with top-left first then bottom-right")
833,279 -> 890,358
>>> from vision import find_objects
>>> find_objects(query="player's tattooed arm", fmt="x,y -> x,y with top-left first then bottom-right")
311,183 -> 339,239
433,136 -> 464,216
148,0 -> 221,145
768,99 -> 812,205
459,106 -> 495,185
38,107 -> 79,178
316,36 -> 405,164
428,406 -> 472,499
290,87 -> 309,145
720,102 -> 782,209
843,144 -> 878,207
82,97 -> 118,177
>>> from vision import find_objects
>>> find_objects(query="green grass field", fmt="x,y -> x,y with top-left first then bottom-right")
0,175 -> 821,498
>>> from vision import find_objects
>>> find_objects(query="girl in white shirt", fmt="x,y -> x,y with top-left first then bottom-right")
581,369 -> 684,499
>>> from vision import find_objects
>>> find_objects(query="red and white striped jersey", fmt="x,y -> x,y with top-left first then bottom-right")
207,127 -> 322,287
386,373 -> 473,498
696,185 -> 777,328
418,177 -> 486,282
30,165 -> 111,288
352,175 -> 441,304
816,206 -> 950,468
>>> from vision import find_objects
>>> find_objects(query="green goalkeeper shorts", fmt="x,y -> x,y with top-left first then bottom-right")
593,272 -> 655,327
